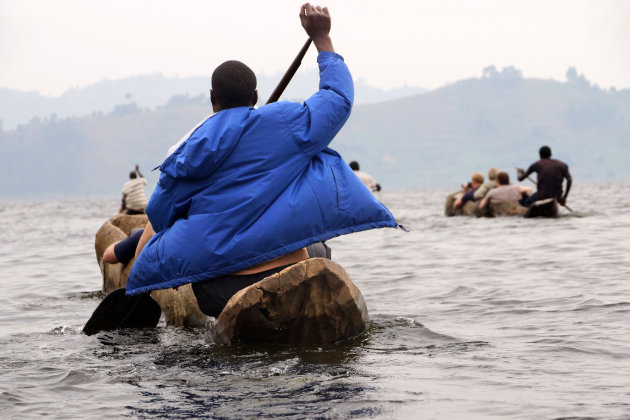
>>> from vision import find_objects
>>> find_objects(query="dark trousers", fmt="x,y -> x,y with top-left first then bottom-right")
461,188 -> 478,205
520,192 -> 539,207
192,264 -> 292,317
126,209 -> 145,215
192,242 -> 331,317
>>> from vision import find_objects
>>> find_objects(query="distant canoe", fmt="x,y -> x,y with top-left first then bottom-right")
523,198 -> 558,218
445,192 -> 558,218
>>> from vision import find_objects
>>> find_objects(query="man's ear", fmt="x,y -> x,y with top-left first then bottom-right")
251,90 -> 258,107
211,90 -> 221,112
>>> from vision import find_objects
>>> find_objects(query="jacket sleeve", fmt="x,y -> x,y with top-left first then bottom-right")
145,171 -> 200,232
282,51 -> 354,156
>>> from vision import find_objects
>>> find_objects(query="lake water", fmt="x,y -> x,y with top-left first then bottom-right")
1,184 -> 629,419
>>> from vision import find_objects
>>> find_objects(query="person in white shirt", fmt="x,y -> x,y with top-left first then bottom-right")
120,164 -> 148,214
349,161 -> 381,192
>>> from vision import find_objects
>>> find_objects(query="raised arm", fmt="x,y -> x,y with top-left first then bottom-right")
280,4 -> 353,156
300,3 -> 334,53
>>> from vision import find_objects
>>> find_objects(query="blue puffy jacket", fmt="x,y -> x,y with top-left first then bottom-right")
126,52 -> 397,295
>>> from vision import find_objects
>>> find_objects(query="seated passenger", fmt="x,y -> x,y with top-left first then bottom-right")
120,165 -> 148,215
479,171 -> 532,210
349,161 -> 381,192
104,220 -> 332,317
473,167 -> 499,201
102,227 -> 149,264
453,172 -> 484,210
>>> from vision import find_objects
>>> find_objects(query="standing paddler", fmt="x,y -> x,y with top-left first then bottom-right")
517,145 -> 572,208
123,3 -> 399,318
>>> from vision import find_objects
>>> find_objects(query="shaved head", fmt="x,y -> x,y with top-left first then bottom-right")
211,60 -> 257,110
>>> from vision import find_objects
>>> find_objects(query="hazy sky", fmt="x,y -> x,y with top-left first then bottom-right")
1,0 -> 629,96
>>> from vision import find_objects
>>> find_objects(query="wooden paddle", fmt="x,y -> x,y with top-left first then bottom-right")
83,40 -> 313,336
266,38 -> 312,104
516,168 -> 573,212
83,288 -> 161,335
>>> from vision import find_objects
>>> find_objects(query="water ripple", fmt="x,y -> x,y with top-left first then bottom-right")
2,187 -> 630,418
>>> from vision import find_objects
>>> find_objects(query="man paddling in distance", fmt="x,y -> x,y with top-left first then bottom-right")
517,146 -> 572,207
118,3 -> 397,319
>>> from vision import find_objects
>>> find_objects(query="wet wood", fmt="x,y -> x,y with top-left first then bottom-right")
213,258 -> 369,345
445,192 -> 558,218
94,214 -> 207,327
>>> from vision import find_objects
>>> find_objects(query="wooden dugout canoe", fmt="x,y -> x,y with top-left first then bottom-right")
93,215 -> 369,344
444,192 -> 558,218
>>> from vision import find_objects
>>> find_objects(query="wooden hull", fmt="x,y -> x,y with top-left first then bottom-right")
95,214 -> 208,327
523,198 -> 558,218
445,193 -> 558,218
445,192 -> 526,217
213,258 -> 368,345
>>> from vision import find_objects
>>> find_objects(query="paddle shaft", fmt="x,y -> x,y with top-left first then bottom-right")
561,202 -> 574,212
266,38 -> 312,104
517,168 -> 573,212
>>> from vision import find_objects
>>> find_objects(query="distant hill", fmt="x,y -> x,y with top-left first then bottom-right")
338,68 -> 630,188
1,67 -> 628,198
0,71 -> 426,130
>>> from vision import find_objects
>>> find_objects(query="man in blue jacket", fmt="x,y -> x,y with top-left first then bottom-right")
126,3 -> 397,316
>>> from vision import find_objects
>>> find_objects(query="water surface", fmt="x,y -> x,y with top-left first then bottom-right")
1,184 -> 629,418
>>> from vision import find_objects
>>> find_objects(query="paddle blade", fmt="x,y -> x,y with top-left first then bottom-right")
83,288 -> 161,336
